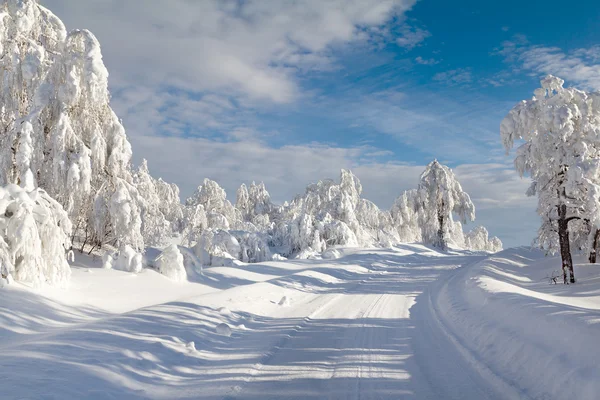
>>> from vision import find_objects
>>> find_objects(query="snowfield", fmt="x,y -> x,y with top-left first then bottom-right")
2,245 -> 597,399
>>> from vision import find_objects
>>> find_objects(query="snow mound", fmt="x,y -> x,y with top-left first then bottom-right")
186,341 -> 196,352
216,323 -> 232,337
322,248 -> 342,260
102,251 -> 114,269
155,244 -> 187,282
217,307 -> 232,315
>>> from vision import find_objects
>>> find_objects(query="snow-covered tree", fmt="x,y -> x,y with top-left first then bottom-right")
0,0 -> 146,255
416,160 -> 475,250
0,184 -> 72,287
155,177 -> 183,232
390,189 -> 422,243
133,159 -> 182,246
186,178 -> 240,230
235,181 -> 278,230
501,75 -> 600,283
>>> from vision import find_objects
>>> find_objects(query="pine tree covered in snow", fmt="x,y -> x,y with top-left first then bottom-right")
501,75 -> 600,283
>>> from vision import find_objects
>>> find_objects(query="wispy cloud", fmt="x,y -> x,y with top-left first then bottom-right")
432,68 -> 473,85
43,0 -> 417,104
415,56 -> 439,65
496,36 -> 600,90
396,26 -> 431,50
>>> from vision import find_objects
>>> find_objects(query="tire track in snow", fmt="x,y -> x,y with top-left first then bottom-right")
221,292 -> 348,399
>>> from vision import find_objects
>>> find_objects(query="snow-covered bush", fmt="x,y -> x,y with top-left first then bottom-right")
155,244 -> 187,282
114,244 -> 142,273
0,185 -> 72,287
193,229 -> 239,267
230,230 -> 272,263
465,226 -> 503,253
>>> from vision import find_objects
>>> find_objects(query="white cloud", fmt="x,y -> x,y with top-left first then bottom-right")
415,56 -> 439,65
42,0 -> 416,104
396,26 -> 431,50
331,88 -> 509,164
497,37 -> 600,90
432,68 -> 473,85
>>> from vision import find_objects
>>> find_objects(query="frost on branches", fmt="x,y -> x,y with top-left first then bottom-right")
0,0 -> 181,256
501,75 -> 600,283
0,184 -> 72,287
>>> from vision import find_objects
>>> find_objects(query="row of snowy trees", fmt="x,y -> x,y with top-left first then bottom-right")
179,162 -> 502,266
502,75 -> 600,284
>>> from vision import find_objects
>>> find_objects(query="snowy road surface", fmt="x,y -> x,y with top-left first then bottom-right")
1,245 -> 540,399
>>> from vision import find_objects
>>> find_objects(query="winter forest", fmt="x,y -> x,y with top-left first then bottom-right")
2,1 -> 600,399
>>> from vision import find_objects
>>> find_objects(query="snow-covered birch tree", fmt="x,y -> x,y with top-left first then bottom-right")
416,160 -> 475,250
501,75 -> 600,283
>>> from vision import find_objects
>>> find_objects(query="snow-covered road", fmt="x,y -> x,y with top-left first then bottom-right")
0,245 -> 527,399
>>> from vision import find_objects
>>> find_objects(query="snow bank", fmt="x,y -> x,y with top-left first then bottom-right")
432,247 -> 600,399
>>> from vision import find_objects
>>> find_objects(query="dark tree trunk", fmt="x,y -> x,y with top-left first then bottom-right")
558,203 -> 575,284
589,229 -> 600,264
437,200 -> 446,251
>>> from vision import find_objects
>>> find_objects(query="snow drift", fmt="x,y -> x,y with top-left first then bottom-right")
431,247 -> 600,399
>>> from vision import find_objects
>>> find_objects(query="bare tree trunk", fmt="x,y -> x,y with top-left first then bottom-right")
589,228 -> 600,264
437,200 -> 446,251
558,203 -> 575,284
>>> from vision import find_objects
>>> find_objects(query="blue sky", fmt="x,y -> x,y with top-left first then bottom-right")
42,0 -> 600,248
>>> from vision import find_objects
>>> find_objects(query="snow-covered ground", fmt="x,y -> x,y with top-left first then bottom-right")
433,247 -> 600,400
2,245 -> 599,399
